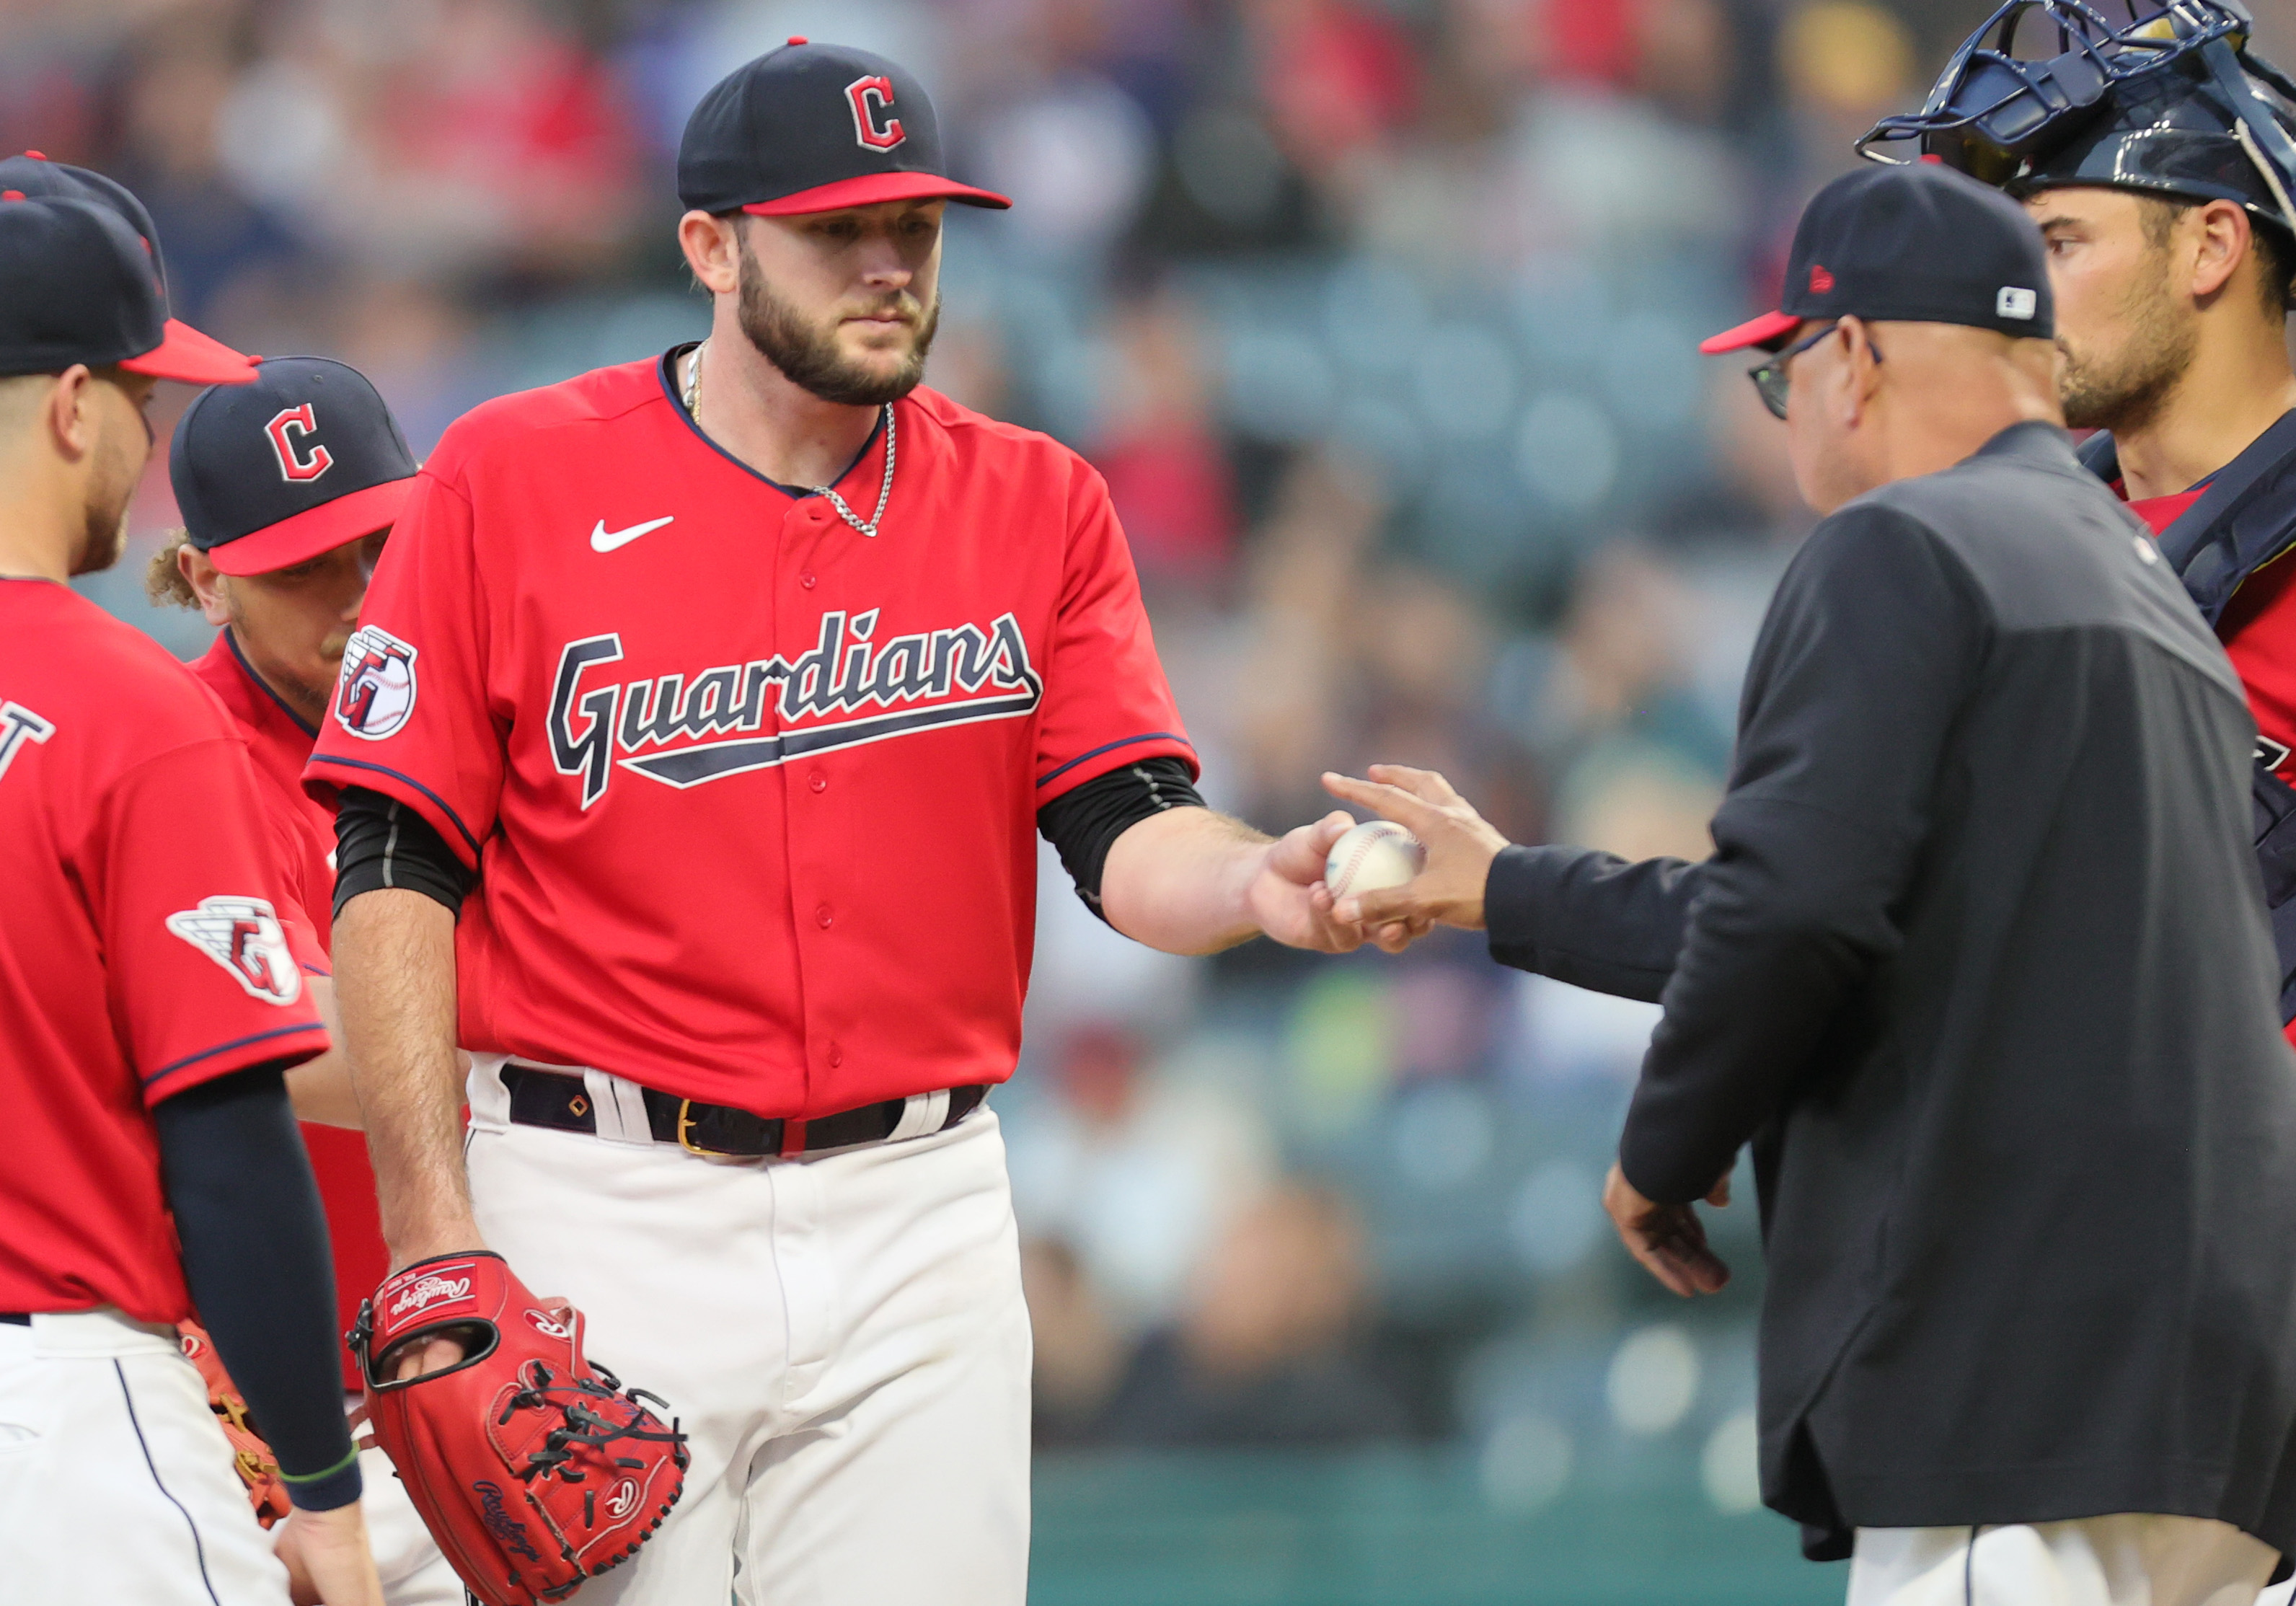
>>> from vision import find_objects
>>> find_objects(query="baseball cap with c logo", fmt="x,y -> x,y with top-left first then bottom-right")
676,39 -> 1012,218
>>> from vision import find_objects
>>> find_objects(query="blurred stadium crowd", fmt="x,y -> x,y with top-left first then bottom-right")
19,0 -> 2294,1530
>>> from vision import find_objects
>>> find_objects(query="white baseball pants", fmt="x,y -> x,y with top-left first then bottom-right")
465,1059 -> 1033,1606
0,1307 -> 295,1605
1850,1514 -> 2278,1606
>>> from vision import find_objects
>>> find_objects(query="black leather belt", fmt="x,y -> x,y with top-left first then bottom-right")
0,1313 -> 26,1325
501,1063 -> 988,1159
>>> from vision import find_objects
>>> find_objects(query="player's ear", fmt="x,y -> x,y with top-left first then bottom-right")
180,542 -> 231,627
2189,199 -> 2248,302
678,210 -> 743,299
41,366 -> 94,462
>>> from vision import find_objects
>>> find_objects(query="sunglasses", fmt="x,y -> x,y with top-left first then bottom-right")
1747,320 -> 1882,420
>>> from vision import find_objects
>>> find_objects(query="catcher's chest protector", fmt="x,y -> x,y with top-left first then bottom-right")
353,1253 -> 689,1605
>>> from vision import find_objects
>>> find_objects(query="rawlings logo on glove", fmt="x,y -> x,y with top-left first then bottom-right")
351,1253 -> 688,1606
388,1271 -> 474,1319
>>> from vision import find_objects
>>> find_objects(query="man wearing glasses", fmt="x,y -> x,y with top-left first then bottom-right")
1325,163 -> 2296,1604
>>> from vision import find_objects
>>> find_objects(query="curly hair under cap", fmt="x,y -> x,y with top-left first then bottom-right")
144,527 -> 199,609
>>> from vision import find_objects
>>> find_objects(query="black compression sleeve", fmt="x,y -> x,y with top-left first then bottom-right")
154,1065 -> 361,1510
1037,756 -> 1206,919
334,785 -> 472,922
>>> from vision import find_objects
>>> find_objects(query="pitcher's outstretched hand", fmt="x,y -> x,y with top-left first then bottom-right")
1246,810 -> 1424,953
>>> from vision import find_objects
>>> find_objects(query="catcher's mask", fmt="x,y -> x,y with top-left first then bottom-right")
1858,1 -> 2296,276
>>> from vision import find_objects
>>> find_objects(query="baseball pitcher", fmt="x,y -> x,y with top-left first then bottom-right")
309,40 -> 1405,1606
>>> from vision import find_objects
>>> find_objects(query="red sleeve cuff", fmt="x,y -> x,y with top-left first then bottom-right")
301,754 -> 482,869
1036,733 -> 1198,803
142,1020 -> 332,1104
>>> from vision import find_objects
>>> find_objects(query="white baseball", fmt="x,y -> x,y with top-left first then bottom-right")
1324,820 -> 1426,898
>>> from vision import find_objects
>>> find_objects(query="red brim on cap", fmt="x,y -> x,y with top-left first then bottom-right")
119,318 -> 258,384
1697,309 -> 1803,355
206,477 -> 415,576
744,171 -> 1012,217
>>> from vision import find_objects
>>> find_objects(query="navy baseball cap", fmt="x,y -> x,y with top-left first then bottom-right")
0,190 -> 255,384
1702,162 -> 2054,353
678,38 -> 1010,217
171,357 -> 417,575
0,150 -> 169,294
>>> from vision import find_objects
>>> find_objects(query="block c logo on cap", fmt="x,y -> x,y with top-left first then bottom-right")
846,75 -> 906,152
1997,286 -> 2039,321
265,402 -> 333,482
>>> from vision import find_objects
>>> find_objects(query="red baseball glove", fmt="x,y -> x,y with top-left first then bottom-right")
177,1318 -> 295,1530
350,1253 -> 688,1606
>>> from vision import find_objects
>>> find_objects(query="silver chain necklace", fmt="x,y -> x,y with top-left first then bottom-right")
683,339 -> 896,539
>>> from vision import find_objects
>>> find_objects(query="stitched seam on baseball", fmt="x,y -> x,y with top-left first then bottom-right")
1335,825 -> 1400,894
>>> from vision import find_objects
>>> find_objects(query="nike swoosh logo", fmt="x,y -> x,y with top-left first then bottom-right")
590,516 -> 675,553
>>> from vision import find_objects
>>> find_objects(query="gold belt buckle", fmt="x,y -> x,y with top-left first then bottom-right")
676,1099 -> 737,1159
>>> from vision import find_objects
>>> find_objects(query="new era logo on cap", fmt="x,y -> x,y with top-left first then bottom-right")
1997,286 -> 2039,320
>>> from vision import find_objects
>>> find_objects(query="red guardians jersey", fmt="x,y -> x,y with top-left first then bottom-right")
0,581 -> 328,1323
191,630 -> 389,1384
306,357 -> 1193,1117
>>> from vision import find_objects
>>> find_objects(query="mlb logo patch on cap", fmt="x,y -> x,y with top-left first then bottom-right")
1699,163 -> 2056,355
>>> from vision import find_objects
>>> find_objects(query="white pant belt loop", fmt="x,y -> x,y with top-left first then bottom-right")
582,1067 -> 655,1146
886,1087 -> 950,1144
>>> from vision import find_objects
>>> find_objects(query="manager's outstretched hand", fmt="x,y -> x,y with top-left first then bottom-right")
1320,766 -> 1512,930
1247,809 -> 1424,954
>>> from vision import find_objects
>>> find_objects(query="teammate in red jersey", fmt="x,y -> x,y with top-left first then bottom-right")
309,40 -> 1405,1605
151,354 -> 462,1606
0,180 -> 381,1604
1863,3 -> 2296,1045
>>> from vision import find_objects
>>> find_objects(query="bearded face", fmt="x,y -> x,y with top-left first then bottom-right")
2057,239 -> 2202,434
69,380 -> 150,578
735,229 -> 940,407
